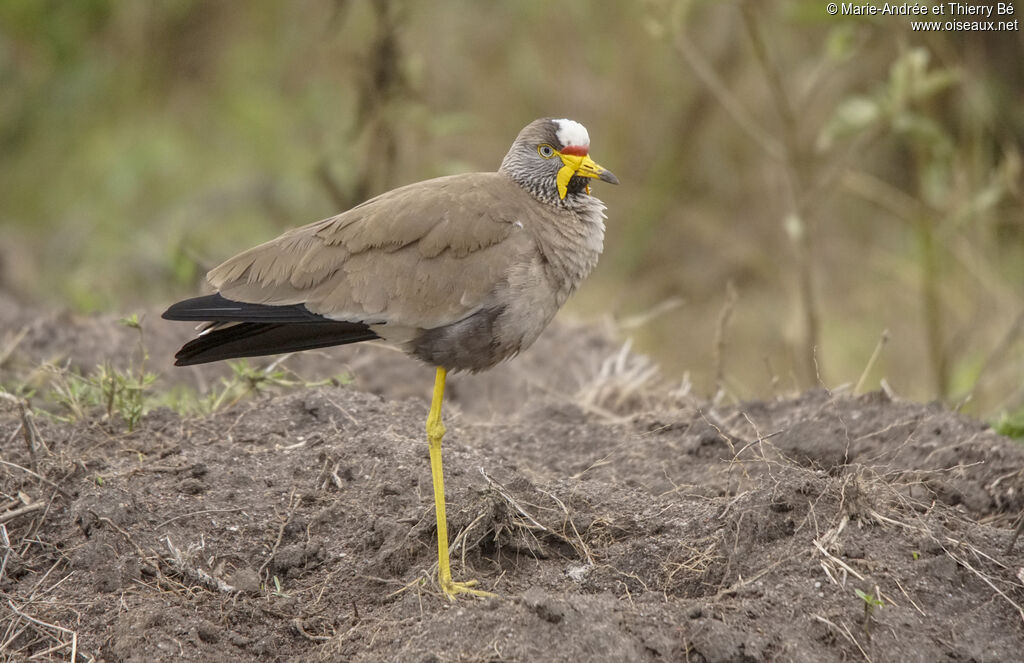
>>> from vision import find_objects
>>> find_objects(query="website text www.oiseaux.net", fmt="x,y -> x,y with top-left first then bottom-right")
825,2 -> 1019,31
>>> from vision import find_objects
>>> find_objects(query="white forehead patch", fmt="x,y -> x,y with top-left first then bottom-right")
553,118 -> 590,148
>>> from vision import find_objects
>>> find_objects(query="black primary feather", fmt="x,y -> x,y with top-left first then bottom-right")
163,294 -> 380,366
162,293 -> 328,323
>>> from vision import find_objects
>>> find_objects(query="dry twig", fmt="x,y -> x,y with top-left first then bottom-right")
258,489 -> 300,580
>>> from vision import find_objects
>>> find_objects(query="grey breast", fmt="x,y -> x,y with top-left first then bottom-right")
408,193 -> 607,373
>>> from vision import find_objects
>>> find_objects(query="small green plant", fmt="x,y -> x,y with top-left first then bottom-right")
854,588 -> 884,624
120,313 -> 142,331
271,575 -> 289,597
0,380 -> 35,401
108,314 -> 158,430
107,363 -> 159,431
993,410 -> 1024,440
46,364 -> 96,420
42,313 -> 158,431
45,362 -> 159,431
193,359 -> 351,414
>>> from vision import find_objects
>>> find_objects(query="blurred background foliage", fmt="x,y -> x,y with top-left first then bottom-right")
1,0 -> 1022,415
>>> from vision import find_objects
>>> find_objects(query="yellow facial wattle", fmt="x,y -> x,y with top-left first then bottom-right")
556,152 -> 618,199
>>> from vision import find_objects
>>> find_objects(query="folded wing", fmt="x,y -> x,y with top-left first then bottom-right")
207,173 -> 535,330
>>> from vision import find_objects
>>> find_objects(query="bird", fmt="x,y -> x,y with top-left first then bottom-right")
163,118 -> 618,599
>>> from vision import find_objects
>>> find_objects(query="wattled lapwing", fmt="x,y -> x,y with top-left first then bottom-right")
164,118 -> 618,598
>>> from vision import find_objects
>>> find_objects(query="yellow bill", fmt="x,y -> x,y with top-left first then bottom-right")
556,153 -> 619,199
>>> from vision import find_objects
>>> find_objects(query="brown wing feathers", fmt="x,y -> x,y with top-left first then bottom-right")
165,173 -> 538,367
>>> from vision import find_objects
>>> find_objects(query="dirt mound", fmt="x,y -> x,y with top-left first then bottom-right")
2,305 -> 1023,661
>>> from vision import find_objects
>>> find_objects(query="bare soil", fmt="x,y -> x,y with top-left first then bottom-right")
2,294 -> 1024,662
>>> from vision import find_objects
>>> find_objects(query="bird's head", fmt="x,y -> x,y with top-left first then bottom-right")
500,118 -> 619,202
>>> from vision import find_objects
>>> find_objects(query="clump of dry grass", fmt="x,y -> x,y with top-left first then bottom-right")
574,338 -> 691,418
0,395 -> 89,660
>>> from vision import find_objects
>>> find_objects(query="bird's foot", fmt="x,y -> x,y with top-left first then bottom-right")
440,577 -> 496,601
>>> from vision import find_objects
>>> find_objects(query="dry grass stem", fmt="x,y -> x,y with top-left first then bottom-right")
712,281 -> 739,399
479,470 -> 548,534
854,330 -> 890,395
811,614 -> 873,663
164,537 -> 237,593
257,489 -> 300,581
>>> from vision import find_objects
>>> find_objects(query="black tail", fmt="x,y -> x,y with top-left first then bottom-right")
163,294 -> 380,366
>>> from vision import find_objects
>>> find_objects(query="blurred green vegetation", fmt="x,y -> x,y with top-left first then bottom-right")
1,0 -> 1022,416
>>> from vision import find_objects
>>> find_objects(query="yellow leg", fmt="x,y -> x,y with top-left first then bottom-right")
427,367 -> 494,600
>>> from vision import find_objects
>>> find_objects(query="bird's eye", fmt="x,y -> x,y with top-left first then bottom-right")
537,144 -> 555,159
